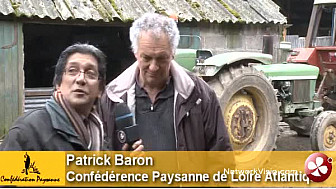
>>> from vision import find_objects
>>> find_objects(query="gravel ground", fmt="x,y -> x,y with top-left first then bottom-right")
276,122 -> 311,151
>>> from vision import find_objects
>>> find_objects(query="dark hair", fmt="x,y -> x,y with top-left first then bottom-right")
53,43 -> 107,91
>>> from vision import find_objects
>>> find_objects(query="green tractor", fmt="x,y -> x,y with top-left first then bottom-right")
176,41 -> 320,151
176,0 -> 336,154
175,25 -> 320,158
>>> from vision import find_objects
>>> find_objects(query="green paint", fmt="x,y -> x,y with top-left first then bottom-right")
0,22 -> 24,135
254,63 -> 319,79
203,52 -> 272,67
175,49 -> 197,71
191,52 -> 273,76
217,0 -> 243,22
176,51 -> 273,76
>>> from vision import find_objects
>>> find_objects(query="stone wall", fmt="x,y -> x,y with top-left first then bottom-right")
179,22 -> 284,62
200,22 -> 282,54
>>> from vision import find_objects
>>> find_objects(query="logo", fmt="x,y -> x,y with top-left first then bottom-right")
0,152 -> 62,186
21,152 -> 40,175
305,152 -> 332,182
117,130 -> 126,143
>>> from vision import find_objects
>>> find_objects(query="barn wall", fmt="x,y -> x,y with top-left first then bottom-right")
199,22 -> 282,55
0,21 -> 24,139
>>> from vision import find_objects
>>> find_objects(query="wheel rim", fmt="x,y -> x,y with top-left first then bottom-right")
224,93 -> 258,150
323,125 -> 336,149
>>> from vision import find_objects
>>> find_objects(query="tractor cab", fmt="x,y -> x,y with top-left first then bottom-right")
175,35 -> 213,71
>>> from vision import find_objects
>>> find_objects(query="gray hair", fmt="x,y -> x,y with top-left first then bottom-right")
129,13 -> 180,53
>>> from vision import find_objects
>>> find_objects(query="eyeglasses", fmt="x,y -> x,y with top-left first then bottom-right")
64,67 -> 99,80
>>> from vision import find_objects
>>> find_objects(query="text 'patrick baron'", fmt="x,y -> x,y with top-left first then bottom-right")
66,154 -> 154,166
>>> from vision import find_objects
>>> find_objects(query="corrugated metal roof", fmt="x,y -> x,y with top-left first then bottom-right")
0,0 -> 287,24
113,0 -> 155,21
188,0 -> 239,23
0,0 -> 15,16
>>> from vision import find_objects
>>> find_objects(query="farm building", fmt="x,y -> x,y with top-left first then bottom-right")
0,0 -> 286,138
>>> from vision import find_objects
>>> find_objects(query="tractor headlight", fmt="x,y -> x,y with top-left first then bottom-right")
280,81 -> 291,92
283,81 -> 291,90
193,65 -> 218,76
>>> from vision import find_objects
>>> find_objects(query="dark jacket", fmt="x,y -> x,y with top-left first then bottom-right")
0,98 -> 100,151
100,61 -> 232,151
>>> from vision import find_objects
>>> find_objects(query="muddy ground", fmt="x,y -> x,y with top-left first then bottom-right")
276,122 -> 311,151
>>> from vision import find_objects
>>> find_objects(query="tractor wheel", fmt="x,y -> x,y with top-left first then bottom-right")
208,66 -> 280,166
311,111 -> 336,151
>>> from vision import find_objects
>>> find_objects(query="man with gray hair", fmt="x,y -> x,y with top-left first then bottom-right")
100,13 -> 232,151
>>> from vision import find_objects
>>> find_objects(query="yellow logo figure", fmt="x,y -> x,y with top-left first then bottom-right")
21,152 -> 40,175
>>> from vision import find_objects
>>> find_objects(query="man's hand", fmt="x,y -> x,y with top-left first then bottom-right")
122,139 -> 144,151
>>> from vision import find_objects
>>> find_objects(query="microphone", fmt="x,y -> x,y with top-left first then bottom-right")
115,103 -> 139,145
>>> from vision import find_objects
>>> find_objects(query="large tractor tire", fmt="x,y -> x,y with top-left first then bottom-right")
208,66 -> 280,166
311,111 -> 336,151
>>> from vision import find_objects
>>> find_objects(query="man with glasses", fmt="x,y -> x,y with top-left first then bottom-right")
0,43 -> 143,151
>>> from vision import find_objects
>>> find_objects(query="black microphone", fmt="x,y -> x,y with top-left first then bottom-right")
115,102 -> 139,145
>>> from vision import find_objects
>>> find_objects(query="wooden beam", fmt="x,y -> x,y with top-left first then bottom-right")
305,4 -> 323,47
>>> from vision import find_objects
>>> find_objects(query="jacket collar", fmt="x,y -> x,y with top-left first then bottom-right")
105,60 -> 195,102
45,97 -> 85,148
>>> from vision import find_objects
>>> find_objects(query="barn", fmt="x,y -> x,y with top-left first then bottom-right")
0,0 -> 286,138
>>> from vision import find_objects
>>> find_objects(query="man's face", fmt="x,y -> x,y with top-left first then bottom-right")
57,53 -> 101,115
135,31 -> 173,89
